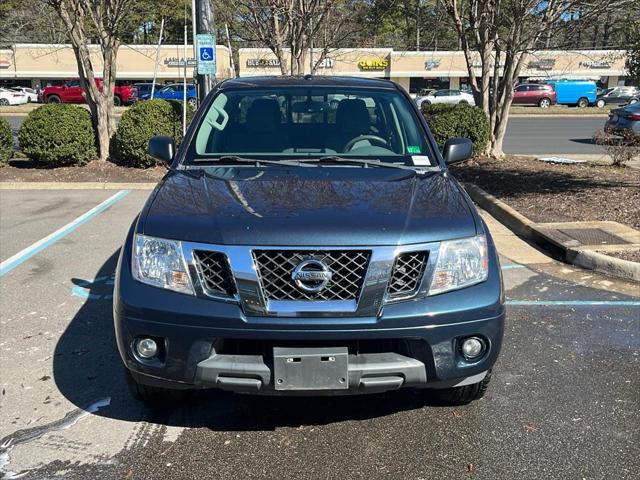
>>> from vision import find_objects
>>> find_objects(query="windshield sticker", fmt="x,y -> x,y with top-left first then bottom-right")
407,145 -> 421,154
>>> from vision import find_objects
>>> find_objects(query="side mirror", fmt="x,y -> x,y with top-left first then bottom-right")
443,137 -> 473,165
148,135 -> 175,164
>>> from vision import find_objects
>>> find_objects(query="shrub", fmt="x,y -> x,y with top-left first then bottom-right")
421,103 -> 490,154
593,129 -> 640,167
113,99 -> 193,168
19,104 -> 96,166
0,117 -> 12,166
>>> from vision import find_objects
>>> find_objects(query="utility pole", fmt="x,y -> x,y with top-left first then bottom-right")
194,0 -> 215,102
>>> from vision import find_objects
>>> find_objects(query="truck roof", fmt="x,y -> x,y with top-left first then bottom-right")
218,76 -> 398,90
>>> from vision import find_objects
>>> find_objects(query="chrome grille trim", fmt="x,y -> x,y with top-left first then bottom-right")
253,250 -> 370,301
180,242 -> 441,317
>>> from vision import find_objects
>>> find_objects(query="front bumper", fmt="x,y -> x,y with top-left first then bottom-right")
114,237 -> 505,395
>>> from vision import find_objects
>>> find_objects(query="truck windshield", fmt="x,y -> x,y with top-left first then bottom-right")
188,87 -> 435,166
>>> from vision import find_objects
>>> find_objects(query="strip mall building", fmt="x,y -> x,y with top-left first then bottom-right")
0,44 -> 629,93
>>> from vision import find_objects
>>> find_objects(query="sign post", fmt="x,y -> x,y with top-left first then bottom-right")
194,0 -> 215,104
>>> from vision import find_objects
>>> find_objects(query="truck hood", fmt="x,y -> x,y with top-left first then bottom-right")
141,167 -> 478,246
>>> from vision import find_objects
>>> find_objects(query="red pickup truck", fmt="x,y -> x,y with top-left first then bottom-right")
41,79 -> 137,106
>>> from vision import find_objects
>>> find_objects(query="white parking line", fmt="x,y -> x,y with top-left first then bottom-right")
0,190 -> 130,277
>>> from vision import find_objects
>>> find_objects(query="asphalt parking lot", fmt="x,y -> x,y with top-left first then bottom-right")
0,188 -> 638,479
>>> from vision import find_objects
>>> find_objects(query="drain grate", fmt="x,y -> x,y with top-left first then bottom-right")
558,228 -> 631,245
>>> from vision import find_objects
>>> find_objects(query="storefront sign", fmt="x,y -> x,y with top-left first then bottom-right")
527,59 -> 555,70
579,60 -> 612,69
358,58 -> 388,71
246,58 -> 281,67
164,57 -> 196,68
314,58 -> 334,69
424,59 -> 441,70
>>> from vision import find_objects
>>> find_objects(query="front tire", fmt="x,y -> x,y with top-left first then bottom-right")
596,99 -> 606,108
577,97 -> 589,108
125,369 -> 187,407
187,97 -> 197,109
46,95 -> 61,104
113,96 -> 122,106
429,370 -> 493,405
0,99 -> 9,106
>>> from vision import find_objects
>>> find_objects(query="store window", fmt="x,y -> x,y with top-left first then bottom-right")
409,77 -> 450,94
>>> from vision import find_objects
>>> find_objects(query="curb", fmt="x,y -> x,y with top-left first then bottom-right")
509,114 -> 609,118
463,183 -> 640,283
568,249 -> 640,282
0,182 -> 156,190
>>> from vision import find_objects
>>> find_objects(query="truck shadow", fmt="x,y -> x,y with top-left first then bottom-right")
53,250 -> 451,432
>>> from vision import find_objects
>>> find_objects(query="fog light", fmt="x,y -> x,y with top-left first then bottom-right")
136,338 -> 158,359
461,337 -> 485,360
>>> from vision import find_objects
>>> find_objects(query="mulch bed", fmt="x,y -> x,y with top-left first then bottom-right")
604,250 -> 640,263
450,156 -> 640,230
0,159 -> 165,183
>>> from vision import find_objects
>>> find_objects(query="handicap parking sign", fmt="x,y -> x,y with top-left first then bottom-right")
196,34 -> 216,75
200,47 -> 213,61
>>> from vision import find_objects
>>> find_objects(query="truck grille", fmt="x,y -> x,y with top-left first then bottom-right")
253,250 -> 370,301
193,250 -> 236,297
386,251 -> 428,299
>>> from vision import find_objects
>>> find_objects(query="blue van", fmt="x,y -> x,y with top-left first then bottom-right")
546,80 -> 597,107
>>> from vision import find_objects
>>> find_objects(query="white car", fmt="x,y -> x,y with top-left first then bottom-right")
11,87 -> 38,103
416,89 -> 475,107
0,87 -> 28,106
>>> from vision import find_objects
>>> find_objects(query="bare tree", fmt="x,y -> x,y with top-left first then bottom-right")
44,0 -> 133,161
236,0 -> 357,75
442,0 -> 631,158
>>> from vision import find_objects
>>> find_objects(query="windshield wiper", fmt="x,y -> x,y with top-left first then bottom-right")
298,156 -> 440,173
193,155 -> 310,168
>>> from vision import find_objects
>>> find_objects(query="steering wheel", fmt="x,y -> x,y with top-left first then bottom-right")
343,135 -> 389,152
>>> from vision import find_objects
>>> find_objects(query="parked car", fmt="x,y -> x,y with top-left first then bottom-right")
605,101 -> 640,139
595,86 -> 640,108
416,89 -> 475,107
545,80 -> 597,108
11,86 -> 38,103
0,87 -> 28,106
132,82 -> 161,100
41,79 -> 137,105
512,83 -> 557,108
140,83 -> 197,108
115,76 -> 504,406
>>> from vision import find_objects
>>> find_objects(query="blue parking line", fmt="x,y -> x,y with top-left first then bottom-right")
506,299 -> 640,306
0,190 -> 130,277
501,264 -> 526,270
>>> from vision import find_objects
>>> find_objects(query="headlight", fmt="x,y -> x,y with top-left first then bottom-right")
428,235 -> 488,295
132,234 -> 194,294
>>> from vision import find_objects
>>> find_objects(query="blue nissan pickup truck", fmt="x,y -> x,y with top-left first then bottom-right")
113,76 -> 505,406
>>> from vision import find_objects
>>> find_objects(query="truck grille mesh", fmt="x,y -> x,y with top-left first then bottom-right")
193,250 -> 236,297
253,250 -> 370,301
386,251 -> 428,298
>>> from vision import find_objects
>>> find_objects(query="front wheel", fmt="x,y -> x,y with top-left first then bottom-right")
539,98 -> 551,108
125,369 -> 187,407
0,98 -> 9,106
577,97 -> 589,108
46,95 -> 61,104
113,96 -> 122,106
458,100 -> 468,105
187,97 -> 198,109
428,370 -> 493,405
596,99 -> 606,108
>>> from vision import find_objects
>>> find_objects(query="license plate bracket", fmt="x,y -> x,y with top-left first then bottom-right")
273,347 -> 349,390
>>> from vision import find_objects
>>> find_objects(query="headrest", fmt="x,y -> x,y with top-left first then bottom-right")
246,98 -> 282,131
335,98 -> 370,134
